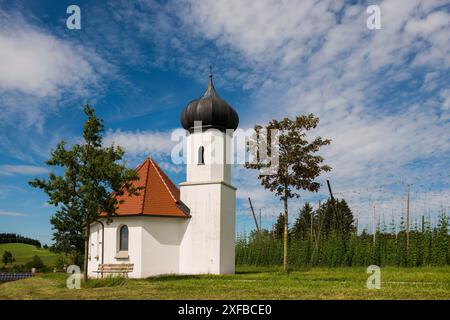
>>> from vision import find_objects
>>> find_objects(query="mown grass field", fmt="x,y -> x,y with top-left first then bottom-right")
0,243 -> 58,267
1,265 -> 450,300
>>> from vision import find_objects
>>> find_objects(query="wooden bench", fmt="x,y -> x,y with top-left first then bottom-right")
95,263 -> 134,278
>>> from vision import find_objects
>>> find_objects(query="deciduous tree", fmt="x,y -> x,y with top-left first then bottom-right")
29,104 -> 141,281
245,114 -> 331,271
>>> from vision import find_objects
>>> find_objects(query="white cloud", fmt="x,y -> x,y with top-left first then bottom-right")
158,161 -> 183,174
440,89 -> 450,110
99,1 -> 449,226
1,1 -> 447,230
0,28 -> 90,97
0,165 -> 49,176
103,129 -> 178,159
0,8 -> 112,164
405,10 -> 450,36
0,10 -> 106,98
172,0 -> 450,223
0,185 -> 26,200
0,210 -> 29,217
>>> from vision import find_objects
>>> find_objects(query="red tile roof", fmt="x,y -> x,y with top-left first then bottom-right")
104,158 -> 189,218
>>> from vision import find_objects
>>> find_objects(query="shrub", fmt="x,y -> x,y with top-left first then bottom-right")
2,251 -> 15,265
25,255 -> 46,271
54,254 -> 68,270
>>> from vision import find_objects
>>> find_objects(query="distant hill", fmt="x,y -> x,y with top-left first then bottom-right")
0,243 -> 58,267
0,233 -> 41,247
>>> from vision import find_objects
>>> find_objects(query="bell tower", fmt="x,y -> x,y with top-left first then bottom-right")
179,73 -> 239,274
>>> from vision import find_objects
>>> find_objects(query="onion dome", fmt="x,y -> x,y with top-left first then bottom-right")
180,73 -> 239,132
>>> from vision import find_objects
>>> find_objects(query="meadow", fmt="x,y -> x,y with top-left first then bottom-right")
1,266 -> 450,300
0,243 -> 58,267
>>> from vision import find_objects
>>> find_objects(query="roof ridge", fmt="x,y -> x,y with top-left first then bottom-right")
152,160 -> 180,193
149,158 -> 177,203
140,159 -> 151,215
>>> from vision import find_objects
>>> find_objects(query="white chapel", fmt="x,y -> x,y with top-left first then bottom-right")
87,75 -> 239,278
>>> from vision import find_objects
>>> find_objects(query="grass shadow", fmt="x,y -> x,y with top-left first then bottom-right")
235,270 -> 267,275
82,276 -> 127,288
145,274 -> 210,282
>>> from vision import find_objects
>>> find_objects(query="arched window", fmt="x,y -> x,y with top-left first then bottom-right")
119,225 -> 128,251
198,146 -> 205,165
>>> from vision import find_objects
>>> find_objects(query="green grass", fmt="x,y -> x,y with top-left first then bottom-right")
0,243 -> 58,267
1,265 -> 450,299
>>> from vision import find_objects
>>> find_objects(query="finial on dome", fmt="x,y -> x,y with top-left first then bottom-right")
204,65 -> 216,98
180,66 -> 239,132
208,65 -> 214,89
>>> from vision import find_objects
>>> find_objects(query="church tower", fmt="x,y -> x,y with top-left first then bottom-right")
179,73 -> 239,274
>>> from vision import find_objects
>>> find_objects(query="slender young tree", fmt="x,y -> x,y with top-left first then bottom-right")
29,104 -> 141,281
245,114 -> 331,271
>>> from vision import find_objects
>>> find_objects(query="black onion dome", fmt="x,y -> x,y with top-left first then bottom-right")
180,75 -> 239,132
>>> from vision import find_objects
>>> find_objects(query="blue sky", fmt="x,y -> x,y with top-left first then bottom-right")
0,0 -> 449,244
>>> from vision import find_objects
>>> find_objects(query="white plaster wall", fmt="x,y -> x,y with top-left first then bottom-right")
180,127 -> 237,275
140,216 -> 186,277
88,217 -> 142,278
179,181 -> 236,275
220,183 -> 236,274
186,129 -> 231,183
87,223 -> 101,275
88,216 -> 184,278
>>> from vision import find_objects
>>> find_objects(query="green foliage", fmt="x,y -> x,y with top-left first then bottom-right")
25,255 -> 46,271
2,255 -> 49,273
272,213 -> 285,240
53,252 -> 83,270
245,115 -> 332,199
50,207 -> 85,256
29,104 -> 142,280
2,251 -> 15,265
0,243 -> 58,269
54,254 -> 67,270
0,233 -> 41,247
291,202 -> 314,240
320,199 -> 355,238
433,212 -> 449,265
236,233 -> 282,266
237,204 -> 450,268
244,114 -> 331,271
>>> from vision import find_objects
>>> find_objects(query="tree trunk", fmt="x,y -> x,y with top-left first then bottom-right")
83,223 -> 90,282
283,196 -> 289,272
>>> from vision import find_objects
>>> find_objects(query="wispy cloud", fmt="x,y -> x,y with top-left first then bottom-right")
0,8 -> 109,115
96,0 -> 450,226
0,7 -> 112,163
0,165 -> 49,176
1,0 -> 448,231
104,129 -> 178,159
168,0 -> 450,222
0,210 -> 29,217
0,20 -> 96,98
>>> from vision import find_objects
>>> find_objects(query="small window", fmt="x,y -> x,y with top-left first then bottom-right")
198,146 -> 205,165
119,225 -> 128,251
